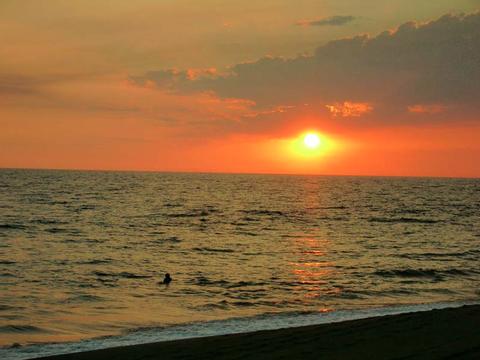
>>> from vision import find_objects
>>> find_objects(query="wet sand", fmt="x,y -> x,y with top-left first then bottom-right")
37,305 -> 480,360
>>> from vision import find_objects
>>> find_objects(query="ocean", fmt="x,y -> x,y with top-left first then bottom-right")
1,169 -> 479,359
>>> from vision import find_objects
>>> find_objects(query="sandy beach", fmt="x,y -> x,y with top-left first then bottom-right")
35,305 -> 480,360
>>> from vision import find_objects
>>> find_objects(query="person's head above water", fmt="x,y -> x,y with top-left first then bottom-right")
163,273 -> 172,284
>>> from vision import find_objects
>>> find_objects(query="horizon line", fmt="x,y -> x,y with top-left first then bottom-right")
1,166 -> 478,180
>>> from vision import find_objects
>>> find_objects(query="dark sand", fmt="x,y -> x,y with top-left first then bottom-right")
37,305 -> 480,360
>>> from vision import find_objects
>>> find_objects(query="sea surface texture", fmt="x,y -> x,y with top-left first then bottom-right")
1,170 -> 479,356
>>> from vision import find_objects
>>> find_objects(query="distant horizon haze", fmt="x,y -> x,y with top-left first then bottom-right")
1,167 -> 479,180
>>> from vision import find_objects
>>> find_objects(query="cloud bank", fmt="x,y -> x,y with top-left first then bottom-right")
296,15 -> 356,27
133,12 -> 480,124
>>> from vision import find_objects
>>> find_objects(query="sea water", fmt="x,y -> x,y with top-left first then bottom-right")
1,170 -> 479,359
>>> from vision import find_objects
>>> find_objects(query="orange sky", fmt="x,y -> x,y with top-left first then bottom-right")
1,1 -> 479,177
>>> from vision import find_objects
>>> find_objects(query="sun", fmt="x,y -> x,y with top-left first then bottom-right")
303,133 -> 321,149
286,130 -> 338,160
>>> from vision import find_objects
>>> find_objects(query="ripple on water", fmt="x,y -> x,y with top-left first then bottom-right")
92,271 -> 152,279
0,224 -> 27,230
374,268 -> 474,281
0,325 -> 49,334
192,247 -> 235,253
62,294 -> 106,304
367,217 -> 441,224
0,260 -> 16,265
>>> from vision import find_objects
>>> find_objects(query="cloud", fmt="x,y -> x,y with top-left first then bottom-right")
131,68 -> 219,91
296,15 -> 356,27
326,102 -> 373,117
0,73 -> 103,98
0,75 -> 42,95
408,104 -> 448,114
133,12 -> 480,126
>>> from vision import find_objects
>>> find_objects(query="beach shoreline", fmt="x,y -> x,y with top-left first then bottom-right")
33,304 -> 480,360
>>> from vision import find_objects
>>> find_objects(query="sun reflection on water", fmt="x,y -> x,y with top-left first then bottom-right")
289,236 -> 339,302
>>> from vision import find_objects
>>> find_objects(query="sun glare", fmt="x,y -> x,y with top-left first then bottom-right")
284,130 -> 339,161
303,133 -> 321,149
279,129 -> 343,165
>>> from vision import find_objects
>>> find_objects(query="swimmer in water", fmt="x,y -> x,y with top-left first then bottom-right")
162,273 -> 172,285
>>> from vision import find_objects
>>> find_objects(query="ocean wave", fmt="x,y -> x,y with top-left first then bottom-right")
93,271 -> 117,277
368,217 -> 440,224
194,301 -> 230,310
63,294 -> 105,303
0,260 -> 16,265
77,259 -> 113,265
76,204 -> 96,211
0,304 -> 22,311
190,276 -> 229,286
222,292 -> 268,303
148,230 -> 166,235
45,227 -> 70,234
0,224 -> 26,230
152,236 -> 182,243
240,209 -> 285,216
165,208 -> 219,218
374,268 -> 472,279
192,247 -> 235,253
0,325 -> 47,333
95,278 -> 119,287
166,212 -> 201,218
33,219 -> 68,225
163,203 -> 181,208
316,216 -> 348,221
241,217 -> 259,222
387,289 -> 417,295
233,231 -> 258,236
393,208 -> 427,215
0,272 -> 16,277
226,281 -> 268,289
48,200 -> 69,205
61,237 -> 100,244
397,249 -> 480,260
190,277 -> 268,289
93,271 -> 152,279
118,272 -> 153,279
231,301 -> 255,307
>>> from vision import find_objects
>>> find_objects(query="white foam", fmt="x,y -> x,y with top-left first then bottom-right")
1,301 -> 477,360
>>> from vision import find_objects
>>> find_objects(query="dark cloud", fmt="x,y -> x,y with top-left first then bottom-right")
296,15 -> 356,27
131,68 -> 218,91
0,73 -> 100,96
130,70 -> 186,92
133,12 -> 480,123
0,75 -> 42,95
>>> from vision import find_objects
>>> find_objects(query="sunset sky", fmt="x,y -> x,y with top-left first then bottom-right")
1,0 -> 479,177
